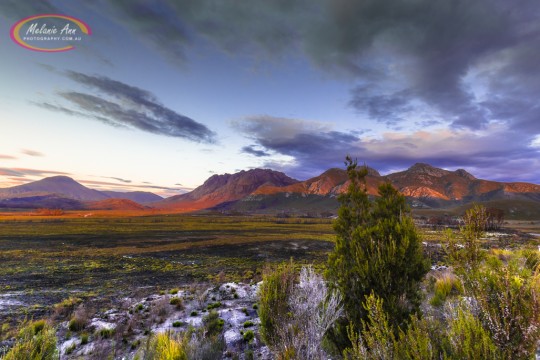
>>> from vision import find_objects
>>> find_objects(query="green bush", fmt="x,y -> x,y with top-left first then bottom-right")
98,328 -> 114,339
207,301 -> 221,310
243,320 -> 254,328
327,157 -> 429,336
169,297 -> 184,309
65,343 -> 76,354
68,317 -> 85,332
3,320 -> 58,360
243,330 -> 255,343
172,321 -> 183,328
430,272 -> 462,307
465,256 -> 540,359
80,332 -> 89,345
203,310 -> 224,336
190,311 -> 198,317
138,332 -> 187,360
257,261 -> 296,346
444,304 -> 499,359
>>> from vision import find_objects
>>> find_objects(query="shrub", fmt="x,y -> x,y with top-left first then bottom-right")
65,343 -> 76,355
465,256 -> 540,359
169,288 -> 179,295
243,321 -> 254,328
169,297 -> 184,309
190,311 -> 198,317
68,317 -> 85,332
430,272 -> 462,307
243,330 -> 254,343
258,261 -> 296,346
172,321 -> 183,328
138,332 -> 187,360
32,320 -> 46,335
444,302 -> 500,359
203,310 -> 224,337
326,157 -> 429,336
258,265 -> 342,359
207,301 -> 221,310
184,329 -> 225,360
3,320 -> 58,360
136,303 -> 144,311
53,297 -> 82,318
80,333 -> 89,345
98,328 -> 114,339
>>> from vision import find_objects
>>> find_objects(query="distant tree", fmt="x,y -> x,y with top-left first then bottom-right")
486,207 -> 505,230
326,157 -> 429,334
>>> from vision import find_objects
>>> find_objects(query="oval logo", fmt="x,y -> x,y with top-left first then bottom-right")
10,14 -> 91,52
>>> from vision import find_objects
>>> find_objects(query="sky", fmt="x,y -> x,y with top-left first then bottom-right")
1,0 -> 540,197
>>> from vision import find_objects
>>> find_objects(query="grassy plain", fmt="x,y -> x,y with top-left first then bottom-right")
1,212 -> 539,326
0,214 -> 335,323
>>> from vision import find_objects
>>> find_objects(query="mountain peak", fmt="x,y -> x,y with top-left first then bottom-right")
40,175 -> 78,183
2,175 -> 108,202
407,163 -> 447,177
454,168 -> 476,180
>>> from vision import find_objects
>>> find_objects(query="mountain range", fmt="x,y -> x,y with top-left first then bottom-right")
1,164 -> 540,215
0,176 -> 162,210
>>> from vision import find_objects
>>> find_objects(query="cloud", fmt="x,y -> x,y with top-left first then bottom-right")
104,177 -> 132,184
241,145 -> 271,157
0,155 -> 16,160
39,71 -> 216,143
0,0 -> 58,19
103,0 -> 540,135
234,116 -> 361,178
21,149 -> 44,157
235,116 -> 540,183
0,168 -> 69,178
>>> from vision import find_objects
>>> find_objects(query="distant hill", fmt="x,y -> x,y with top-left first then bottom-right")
0,176 -> 107,201
85,198 -> 147,211
0,194 -> 84,210
156,168 -> 298,211
101,191 -> 162,204
0,176 -> 161,210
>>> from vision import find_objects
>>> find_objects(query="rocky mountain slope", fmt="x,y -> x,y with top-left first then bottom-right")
156,168 -> 298,211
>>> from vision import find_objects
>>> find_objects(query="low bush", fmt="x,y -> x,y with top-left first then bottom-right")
243,330 -> 255,343
169,297 -> 184,309
203,310 -> 224,336
3,320 -> 58,360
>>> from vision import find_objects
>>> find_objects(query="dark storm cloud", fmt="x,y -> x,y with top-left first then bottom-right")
241,146 -> 271,158
104,0 -> 312,63
39,72 -> 216,143
104,0 -> 540,134
236,117 -> 540,183
234,116 -> 362,178
0,0 -> 58,19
